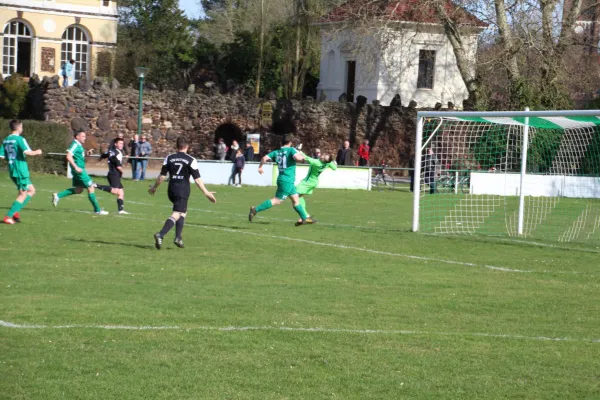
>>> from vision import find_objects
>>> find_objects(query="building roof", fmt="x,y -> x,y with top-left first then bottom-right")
319,0 -> 486,28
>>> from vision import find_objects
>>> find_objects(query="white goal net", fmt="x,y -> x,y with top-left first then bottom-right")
412,110 -> 600,246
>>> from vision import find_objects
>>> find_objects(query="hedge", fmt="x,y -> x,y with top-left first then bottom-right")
0,119 -> 71,174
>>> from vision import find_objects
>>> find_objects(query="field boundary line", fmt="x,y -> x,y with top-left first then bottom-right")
1,320 -> 598,343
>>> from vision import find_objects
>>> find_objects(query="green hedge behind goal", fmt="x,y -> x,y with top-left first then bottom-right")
413,110 -> 600,246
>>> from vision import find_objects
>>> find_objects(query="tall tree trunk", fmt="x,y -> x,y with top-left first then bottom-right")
292,22 -> 301,96
539,0 -> 581,108
493,0 -> 520,82
434,1 -> 480,108
255,0 -> 265,98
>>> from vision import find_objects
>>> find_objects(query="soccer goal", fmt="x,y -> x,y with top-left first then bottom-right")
412,109 -> 600,245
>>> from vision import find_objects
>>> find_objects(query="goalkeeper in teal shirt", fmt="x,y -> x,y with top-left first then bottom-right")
294,152 -> 337,226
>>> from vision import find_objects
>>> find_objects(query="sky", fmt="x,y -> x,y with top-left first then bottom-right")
179,0 -> 205,19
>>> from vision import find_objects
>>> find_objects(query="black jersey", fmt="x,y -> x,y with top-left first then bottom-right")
161,152 -> 201,198
107,148 -> 124,175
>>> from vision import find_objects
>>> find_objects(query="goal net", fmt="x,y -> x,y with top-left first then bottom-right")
412,110 -> 600,246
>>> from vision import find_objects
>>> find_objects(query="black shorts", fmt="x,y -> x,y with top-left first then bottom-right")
107,174 -> 123,189
168,192 -> 189,213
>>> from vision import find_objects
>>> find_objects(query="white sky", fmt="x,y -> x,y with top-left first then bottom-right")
179,0 -> 204,19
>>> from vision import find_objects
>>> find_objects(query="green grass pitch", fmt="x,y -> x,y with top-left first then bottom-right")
1,174 -> 599,399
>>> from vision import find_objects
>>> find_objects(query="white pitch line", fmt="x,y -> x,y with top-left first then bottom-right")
1,320 -> 597,343
112,213 -> 530,273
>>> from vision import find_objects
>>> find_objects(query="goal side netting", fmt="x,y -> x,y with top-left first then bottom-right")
412,111 -> 600,245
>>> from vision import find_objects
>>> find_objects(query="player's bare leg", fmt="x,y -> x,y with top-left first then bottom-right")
96,185 -> 127,214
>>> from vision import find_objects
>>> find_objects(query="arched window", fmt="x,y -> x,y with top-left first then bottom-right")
61,26 -> 89,80
2,20 -> 33,77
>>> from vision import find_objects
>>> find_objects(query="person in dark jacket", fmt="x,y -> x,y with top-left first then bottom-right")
128,134 -> 139,180
244,142 -> 255,162
227,140 -> 239,162
229,148 -> 245,187
423,147 -> 438,194
336,140 -> 353,166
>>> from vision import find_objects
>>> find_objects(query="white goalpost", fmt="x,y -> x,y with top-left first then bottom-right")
412,109 -> 600,245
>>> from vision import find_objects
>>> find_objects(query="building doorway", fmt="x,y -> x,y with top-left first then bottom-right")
16,40 -> 31,77
345,60 -> 356,103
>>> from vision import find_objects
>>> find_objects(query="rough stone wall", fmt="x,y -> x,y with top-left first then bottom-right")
42,83 -> 419,169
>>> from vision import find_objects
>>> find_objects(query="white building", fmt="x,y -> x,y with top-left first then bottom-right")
316,0 -> 485,108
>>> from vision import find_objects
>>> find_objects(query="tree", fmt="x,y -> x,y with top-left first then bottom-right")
116,0 -> 195,88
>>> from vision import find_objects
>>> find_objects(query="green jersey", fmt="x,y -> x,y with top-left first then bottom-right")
268,146 -> 298,184
67,140 -> 86,170
0,134 -> 32,178
302,156 -> 337,185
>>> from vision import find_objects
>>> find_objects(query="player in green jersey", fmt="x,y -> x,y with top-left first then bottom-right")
51,131 -> 108,215
294,153 -> 337,226
0,120 -> 43,224
248,136 -> 313,225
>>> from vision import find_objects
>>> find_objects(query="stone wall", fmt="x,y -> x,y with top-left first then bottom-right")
42,80 -> 419,169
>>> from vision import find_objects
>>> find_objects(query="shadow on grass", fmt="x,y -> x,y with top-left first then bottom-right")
186,222 -> 252,230
69,238 -> 155,250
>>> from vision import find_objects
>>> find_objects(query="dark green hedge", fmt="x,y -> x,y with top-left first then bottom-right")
0,119 -> 71,174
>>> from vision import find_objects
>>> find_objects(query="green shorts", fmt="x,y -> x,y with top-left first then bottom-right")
296,180 -> 317,196
72,171 -> 94,188
275,181 -> 297,200
11,176 -> 32,191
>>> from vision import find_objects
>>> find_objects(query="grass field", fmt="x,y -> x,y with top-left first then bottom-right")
1,174 -> 599,399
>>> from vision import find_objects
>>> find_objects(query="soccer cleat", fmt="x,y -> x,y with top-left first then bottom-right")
248,206 -> 257,222
154,233 -> 163,250
3,216 -> 15,225
95,210 -> 109,216
296,217 -> 317,226
174,238 -> 185,248
118,210 -> 130,215
13,212 -> 21,223
51,193 -> 59,208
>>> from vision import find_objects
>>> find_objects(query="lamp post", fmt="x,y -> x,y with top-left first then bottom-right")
134,67 -> 149,138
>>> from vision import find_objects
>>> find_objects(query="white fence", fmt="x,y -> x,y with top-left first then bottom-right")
64,156 -> 374,190
470,172 -> 600,198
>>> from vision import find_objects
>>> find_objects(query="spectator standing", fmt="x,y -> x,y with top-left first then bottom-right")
358,139 -> 370,166
215,138 -> 227,161
128,134 -> 139,180
336,140 -> 353,166
423,147 -> 438,194
137,135 -> 152,181
229,148 -> 245,187
228,140 -> 239,161
312,148 -> 322,159
244,142 -> 255,162
61,59 -> 75,87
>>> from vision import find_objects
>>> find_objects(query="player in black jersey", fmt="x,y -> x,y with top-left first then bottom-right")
148,137 -> 216,249
96,138 -> 129,214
